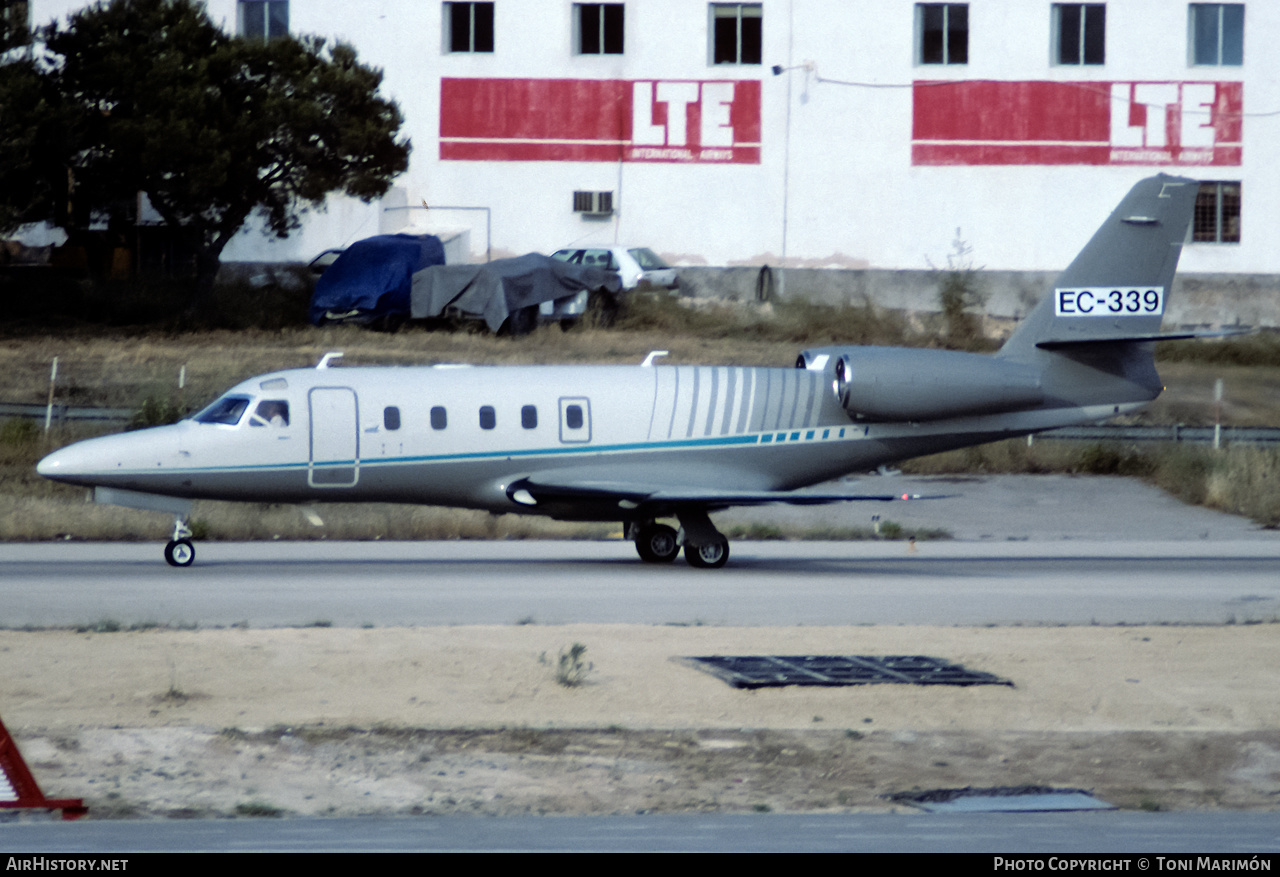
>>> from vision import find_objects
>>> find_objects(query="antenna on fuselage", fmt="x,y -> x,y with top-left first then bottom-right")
641,350 -> 668,367
316,351 -> 344,370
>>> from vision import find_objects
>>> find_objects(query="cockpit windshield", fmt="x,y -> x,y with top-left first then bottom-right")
193,395 -> 252,425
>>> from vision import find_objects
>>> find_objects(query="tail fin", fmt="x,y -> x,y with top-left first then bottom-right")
999,174 -> 1199,359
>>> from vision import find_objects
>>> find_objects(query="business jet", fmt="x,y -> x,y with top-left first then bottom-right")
38,174 -> 1209,568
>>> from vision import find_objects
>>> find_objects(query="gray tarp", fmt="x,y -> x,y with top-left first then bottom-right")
410,253 -> 622,332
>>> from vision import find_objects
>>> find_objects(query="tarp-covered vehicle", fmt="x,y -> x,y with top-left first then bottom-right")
410,253 -> 622,335
309,234 -> 446,330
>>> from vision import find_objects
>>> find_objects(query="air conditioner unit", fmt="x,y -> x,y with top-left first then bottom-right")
573,190 -> 614,216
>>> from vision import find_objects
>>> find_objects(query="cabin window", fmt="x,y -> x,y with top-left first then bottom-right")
479,406 -> 496,430
430,406 -> 448,430
384,406 -> 401,430
521,405 -> 538,429
249,399 -> 290,427
193,395 -> 251,426
565,404 -> 584,430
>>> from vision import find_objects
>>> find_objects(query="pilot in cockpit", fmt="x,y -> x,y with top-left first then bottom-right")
250,400 -> 290,427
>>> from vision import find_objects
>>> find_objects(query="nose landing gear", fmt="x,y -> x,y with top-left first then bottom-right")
164,517 -> 196,567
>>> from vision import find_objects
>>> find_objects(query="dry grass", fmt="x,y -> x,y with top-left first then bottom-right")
1157,331 -> 1280,367
1203,446 -> 1280,527
0,494 -> 616,542
904,438 -> 1280,529
1135,361 -> 1280,427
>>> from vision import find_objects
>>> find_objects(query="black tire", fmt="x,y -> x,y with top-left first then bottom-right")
634,524 -> 680,563
685,539 -> 729,569
164,538 -> 195,567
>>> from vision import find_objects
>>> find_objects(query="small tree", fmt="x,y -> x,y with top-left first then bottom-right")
0,1 -> 29,52
7,0 -> 410,308
0,56 -> 66,235
931,228 -> 989,349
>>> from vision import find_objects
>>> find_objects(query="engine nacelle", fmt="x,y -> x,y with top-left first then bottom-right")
797,345 -> 1044,421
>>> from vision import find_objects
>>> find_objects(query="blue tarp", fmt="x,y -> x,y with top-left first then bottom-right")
309,234 -> 445,326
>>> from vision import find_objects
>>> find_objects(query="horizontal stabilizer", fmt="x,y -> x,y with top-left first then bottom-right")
1035,329 -> 1251,349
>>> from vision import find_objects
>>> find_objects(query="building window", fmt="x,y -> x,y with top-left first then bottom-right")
430,406 -> 447,430
710,4 -> 762,65
445,2 -> 494,53
917,4 -> 968,65
237,0 -> 288,40
1190,4 -> 1243,66
1053,4 -> 1105,65
1193,182 -> 1241,243
575,4 -> 623,55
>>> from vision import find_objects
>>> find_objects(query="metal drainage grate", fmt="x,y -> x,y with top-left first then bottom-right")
682,655 -> 1013,689
888,786 -> 1114,813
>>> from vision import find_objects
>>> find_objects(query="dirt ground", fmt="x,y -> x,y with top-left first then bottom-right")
3,623 -> 1279,818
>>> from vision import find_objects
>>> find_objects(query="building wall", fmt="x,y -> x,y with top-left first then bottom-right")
27,1 -> 1277,283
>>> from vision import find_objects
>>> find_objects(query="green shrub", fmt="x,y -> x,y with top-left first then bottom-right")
128,395 -> 186,430
0,418 -> 40,446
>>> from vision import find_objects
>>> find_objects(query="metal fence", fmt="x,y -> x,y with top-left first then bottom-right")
5,401 -> 1280,445
1040,425 -> 1280,445
0,402 -> 134,426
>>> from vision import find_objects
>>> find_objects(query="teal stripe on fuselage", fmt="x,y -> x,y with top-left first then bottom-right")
121,430 -> 772,477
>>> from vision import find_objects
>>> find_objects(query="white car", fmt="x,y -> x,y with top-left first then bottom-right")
550,246 -> 680,292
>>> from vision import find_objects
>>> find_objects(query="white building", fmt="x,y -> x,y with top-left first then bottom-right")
26,2 -> 1273,295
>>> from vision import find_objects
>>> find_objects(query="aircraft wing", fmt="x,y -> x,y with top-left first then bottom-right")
507,474 -> 945,510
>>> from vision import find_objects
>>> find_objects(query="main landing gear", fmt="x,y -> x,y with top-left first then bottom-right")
164,516 -> 196,567
629,512 -> 730,569
634,523 -> 680,563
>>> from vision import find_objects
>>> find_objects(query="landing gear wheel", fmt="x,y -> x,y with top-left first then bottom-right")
685,539 -> 729,569
635,524 -> 680,563
164,538 -> 195,567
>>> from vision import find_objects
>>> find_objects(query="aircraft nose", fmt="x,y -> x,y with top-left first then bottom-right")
37,443 -> 89,479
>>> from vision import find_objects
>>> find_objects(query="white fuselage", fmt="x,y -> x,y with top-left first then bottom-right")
37,361 -> 1139,519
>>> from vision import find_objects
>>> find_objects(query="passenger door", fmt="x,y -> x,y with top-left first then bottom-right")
309,387 -> 359,487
